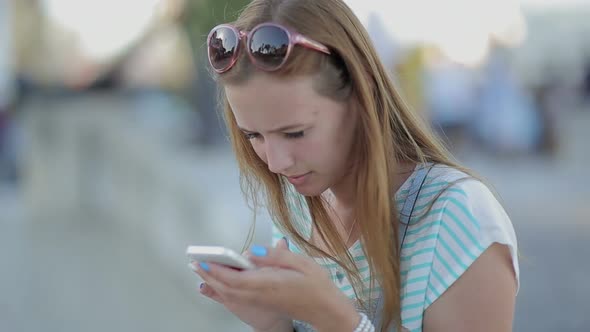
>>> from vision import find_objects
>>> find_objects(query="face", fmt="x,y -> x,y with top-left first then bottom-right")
225,74 -> 358,196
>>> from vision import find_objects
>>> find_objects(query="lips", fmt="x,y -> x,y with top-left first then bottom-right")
286,172 -> 310,185
287,173 -> 307,179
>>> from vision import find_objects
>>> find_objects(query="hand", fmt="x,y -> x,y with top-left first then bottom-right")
194,242 -> 361,331
189,239 -> 292,331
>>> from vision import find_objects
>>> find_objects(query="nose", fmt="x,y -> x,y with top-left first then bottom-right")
264,139 -> 294,175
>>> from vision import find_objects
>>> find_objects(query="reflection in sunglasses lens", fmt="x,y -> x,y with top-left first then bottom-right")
249,26 -> 289,70
209,27 -> 238,71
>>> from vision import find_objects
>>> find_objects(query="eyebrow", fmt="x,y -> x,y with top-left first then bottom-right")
238,124 -> 305,134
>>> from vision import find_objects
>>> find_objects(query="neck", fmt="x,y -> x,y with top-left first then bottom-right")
327,167 -> 357,213
392,161 -> 417,193
328,161 -> 416,220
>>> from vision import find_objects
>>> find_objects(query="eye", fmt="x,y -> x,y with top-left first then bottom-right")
285,131 -> 304,139
244,132 -> 260,140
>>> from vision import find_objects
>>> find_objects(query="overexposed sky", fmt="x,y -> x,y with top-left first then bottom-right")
42,0 -> 161,60
39,0 -> 588,65
344,0 -> 528,66
519,0 -> 590,9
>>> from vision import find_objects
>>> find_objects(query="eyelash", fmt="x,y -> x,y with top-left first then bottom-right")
285,131 -> 304,139
244,133 -> 259,140
244,131 -> 305,140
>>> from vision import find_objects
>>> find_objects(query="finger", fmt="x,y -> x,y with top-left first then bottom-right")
188,261 -> 205,280
199,282 -> 224,303
195,262 -> 247,290
204,262 -> 258,289
199,264 -> 263,305
188,261 -> 211,280
190,261 -> 226,292
247,244 -> 313,272
206,260 -> 297,298
193,262 -> 265,306
196,263 -> 231,299
188,263 -> 224,303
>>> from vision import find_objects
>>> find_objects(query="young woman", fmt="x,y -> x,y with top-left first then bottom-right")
190,0 -> 519,331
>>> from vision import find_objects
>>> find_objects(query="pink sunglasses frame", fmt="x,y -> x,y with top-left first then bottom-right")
207,22 -> 331,73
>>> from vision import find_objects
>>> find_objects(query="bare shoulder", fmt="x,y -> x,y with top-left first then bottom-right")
423,243 -> 517,332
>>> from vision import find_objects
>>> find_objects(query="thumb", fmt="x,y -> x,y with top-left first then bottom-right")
243,238 -> 288,261
275,237 -> 290,251
248,244 -> 312,272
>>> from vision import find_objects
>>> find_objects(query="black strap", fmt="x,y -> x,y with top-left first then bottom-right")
398,163 -> 433,250
373,163 -> 433,331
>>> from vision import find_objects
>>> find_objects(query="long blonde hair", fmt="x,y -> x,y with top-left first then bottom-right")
212,0 -> 471,330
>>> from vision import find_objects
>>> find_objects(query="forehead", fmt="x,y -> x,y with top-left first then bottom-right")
225,74 -> 321,130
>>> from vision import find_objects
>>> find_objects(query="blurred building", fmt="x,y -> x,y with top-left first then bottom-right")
0,0 -> 15,111
347,0 -> 590,155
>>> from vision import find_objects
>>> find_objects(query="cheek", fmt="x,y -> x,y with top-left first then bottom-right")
313,126 -> 339,148
298,136 -> 330,166
250,141 -> 267,164
314,129 -> 353,167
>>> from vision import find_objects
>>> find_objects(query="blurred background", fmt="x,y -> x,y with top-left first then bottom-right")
0,0 -> 588,331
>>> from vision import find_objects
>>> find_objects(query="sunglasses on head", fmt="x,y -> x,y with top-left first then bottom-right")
207,22 -> 331,73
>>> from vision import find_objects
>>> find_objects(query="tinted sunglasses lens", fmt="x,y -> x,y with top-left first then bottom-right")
249,25 -> 289,70
208,27 -> 238,71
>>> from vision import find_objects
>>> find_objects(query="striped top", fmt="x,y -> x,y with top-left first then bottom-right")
271,164 -> 519,332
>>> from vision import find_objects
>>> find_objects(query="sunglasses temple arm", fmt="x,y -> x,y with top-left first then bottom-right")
293,34 -> 331,55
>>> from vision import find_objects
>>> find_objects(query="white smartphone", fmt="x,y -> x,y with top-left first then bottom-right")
186,245 -> 255,270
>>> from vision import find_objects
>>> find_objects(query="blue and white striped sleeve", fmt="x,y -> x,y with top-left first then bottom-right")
424,179 -> 520,308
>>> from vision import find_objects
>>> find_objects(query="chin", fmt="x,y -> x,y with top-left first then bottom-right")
292,182 -> 328,197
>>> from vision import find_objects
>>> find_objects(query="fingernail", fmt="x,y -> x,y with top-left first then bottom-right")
199,262 -> 210,272
251,245 -> 267,257
187,262 -> 198,272
199,282 -> 205,289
